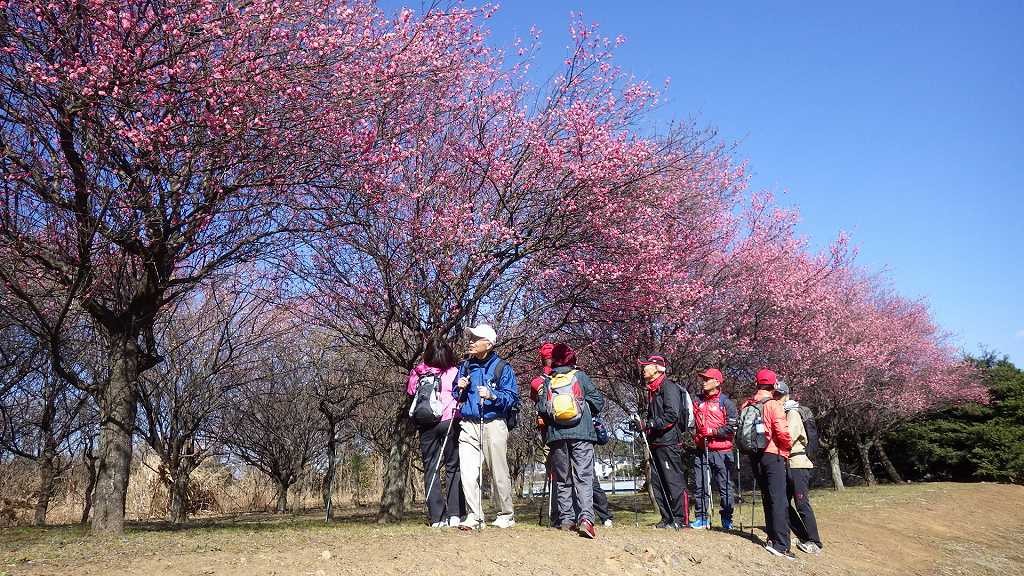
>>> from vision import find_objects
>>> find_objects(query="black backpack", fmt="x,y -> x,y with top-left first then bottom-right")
408,371 -> 444,427
795,405 -> 820,460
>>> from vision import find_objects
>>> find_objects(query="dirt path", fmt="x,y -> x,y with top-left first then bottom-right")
2,482 -> 1022,576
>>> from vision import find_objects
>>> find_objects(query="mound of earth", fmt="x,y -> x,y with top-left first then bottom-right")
2,482 -> 1022,575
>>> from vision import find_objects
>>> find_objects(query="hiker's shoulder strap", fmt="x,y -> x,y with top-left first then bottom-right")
490,358 -> 507,384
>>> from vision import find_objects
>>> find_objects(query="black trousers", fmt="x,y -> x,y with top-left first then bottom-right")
787,467 -> 822,546
752,452 -> 790,552
593,475 -> 612,522
692,448 -> 734,518
419,419 -> 464,524
650,444 -> 686,525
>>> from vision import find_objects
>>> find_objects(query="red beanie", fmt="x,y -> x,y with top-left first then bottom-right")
538,342 -> 554,360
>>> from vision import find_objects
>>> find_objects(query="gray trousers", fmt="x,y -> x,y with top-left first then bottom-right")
548,439 -> 595,525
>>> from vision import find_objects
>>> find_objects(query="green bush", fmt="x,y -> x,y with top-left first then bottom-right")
886,354 -> 1024,484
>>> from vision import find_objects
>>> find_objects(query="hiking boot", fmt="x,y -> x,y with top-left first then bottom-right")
602,518 -> 613,528
448,516 -> 461,527
490,514 -> 516,529
578,519 -> 597,539
655,522 -> 680,530
689,517 -> 710,530
458,517 -> 484,531
720,511 -> 733,530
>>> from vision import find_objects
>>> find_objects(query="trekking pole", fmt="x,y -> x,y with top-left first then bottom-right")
628,429 -> 639,526
635,419 -> 679,529
538,461 -> 548,526
749,460 -> 756,537
704,444 -> 711,528
424,402 -> 464,511
478,391 -> 486,529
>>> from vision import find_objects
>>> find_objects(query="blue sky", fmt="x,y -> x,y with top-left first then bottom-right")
394,1 -> 1024,364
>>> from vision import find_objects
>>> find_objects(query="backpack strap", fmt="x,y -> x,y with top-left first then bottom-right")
489,358 -> 507,386
455,360 -> 471,403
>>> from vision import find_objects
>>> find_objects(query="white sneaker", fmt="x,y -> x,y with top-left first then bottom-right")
603,519 -> 613,527
490,514 -> 516,528
430,521 -> 446,528
448,516 -> 461,527
764,543 -> 796,561
458,517 -> 483,531
796,541 -> 822,555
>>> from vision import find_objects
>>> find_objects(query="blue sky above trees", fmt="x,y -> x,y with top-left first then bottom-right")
391,1 -> 1024,363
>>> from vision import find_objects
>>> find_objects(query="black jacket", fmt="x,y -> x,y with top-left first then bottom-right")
645,378 -> 688,447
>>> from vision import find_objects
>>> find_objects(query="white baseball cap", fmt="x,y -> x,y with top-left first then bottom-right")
464,324 -> 497,344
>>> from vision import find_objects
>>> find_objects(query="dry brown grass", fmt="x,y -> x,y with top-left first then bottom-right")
2,482 -> 1022,576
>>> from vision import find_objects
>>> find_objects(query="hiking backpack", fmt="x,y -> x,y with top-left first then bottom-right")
409,371 -> 444,427
795,405 -> 820,460
736,398 -> 770,454
538,369 -> 585,427
677,385 -> 696,433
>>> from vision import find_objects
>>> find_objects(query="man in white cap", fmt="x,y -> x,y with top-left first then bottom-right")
453,323 -> 518,529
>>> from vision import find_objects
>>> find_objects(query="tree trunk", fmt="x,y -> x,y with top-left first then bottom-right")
33,442 -> 58,526
91,338 -> 140,534
856,438 -> 877,486
168,468 -> 190,524
323,427 -> 338,521
643,450 -> 658,511
828,445 -> 845,491
81,435 -> 99,524
376,403 -> 415,524
275,479 -> 289,513
352,454 -> 364,507
874,438 -> 904,484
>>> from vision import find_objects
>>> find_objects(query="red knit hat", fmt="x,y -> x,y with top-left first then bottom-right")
538,342 -> 555,360
755,368 -> 777,386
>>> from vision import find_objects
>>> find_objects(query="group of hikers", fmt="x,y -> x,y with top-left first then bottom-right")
405,324 -> 824,560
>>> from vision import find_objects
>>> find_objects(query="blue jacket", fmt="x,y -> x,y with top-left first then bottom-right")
452,352 -> 518,421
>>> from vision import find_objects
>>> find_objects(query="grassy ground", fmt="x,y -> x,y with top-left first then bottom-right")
2,482 -> 1022,575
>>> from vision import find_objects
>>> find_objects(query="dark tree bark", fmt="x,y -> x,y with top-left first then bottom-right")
828,445 -> 846,491
275,479 -> 290,513
80,433 -> 99,524
32,441 -> 58,525
90,337 -> 142,534
377,403 -> 415,524
168,466 -> 192,524
874,437 -> 904,484
322,425 -> 339,521
856,436 -> 877,486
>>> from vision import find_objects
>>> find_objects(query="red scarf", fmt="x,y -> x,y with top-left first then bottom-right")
646,374 -> 666,393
